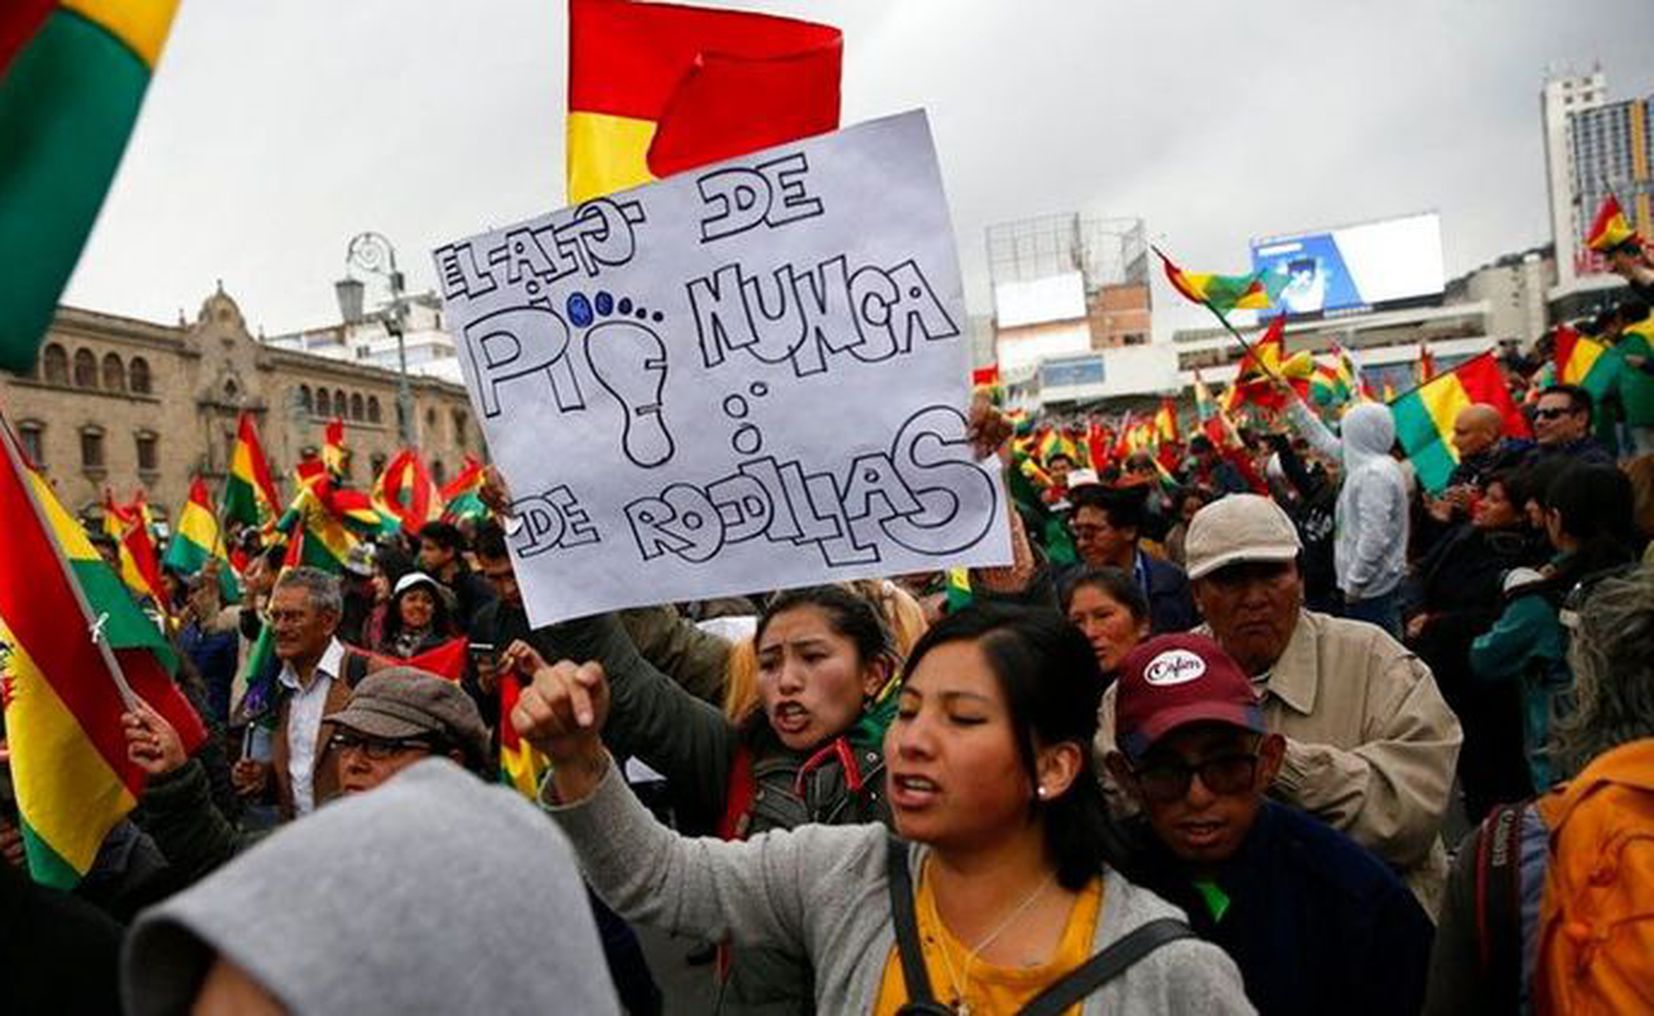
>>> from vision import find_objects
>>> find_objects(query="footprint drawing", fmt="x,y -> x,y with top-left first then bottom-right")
570,291 -> 675,469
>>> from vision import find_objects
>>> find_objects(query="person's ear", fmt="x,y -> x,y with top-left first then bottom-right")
861,655 -> 893,701
1256,733 -> 1286,789
1190,578 -> 1214,618
1033,740 -> 1084,802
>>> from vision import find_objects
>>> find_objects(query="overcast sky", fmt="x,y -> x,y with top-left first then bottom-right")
63,0 -> 1654,340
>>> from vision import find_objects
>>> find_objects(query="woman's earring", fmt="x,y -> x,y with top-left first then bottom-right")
1036,785 -> 1048,800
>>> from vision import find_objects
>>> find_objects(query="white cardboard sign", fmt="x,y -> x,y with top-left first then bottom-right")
433,110 -> 1011,625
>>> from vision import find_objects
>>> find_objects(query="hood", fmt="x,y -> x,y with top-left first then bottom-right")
1339,402 -> 1396,467
122,759 -> 618,1016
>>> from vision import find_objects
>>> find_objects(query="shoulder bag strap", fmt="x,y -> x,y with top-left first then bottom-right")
1017,917 -> 1195,1016
885,835 -> 942,1010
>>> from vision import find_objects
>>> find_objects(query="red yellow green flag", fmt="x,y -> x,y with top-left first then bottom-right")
1586,194 -> 1638,252
321,418 -> 348,477
498,672 -> 549,798
0,417 -> 204,888
439,454 -> 489,524
102,489 -> 166,608
1229,315 -> 1314,411
372,448 -> 443,533
567,0 -> 842,204
1553,323 -> 1621,402
1153,398 -> 1180,444
162,476 -> 241,603
223,411 -> 281,529
1390,352 -> 1532,493
1156,249 -> 1273,313
0,0 -> 181,374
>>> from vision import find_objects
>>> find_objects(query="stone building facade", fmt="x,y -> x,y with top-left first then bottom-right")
0,285 -> 479,527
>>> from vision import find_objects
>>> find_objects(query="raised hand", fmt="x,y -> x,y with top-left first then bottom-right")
510,657 -> 610,763
121,696 -> 188,776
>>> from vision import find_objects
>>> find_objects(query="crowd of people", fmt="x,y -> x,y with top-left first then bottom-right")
7,282 -> 1654,1015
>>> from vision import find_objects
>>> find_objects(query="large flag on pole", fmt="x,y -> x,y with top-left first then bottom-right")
102,489 -> 167,609
1390,352 -> 1531,493
0,1 -> 182,374
1553,323 -> 1621,403
439,454 -> 488,523
0,417 -> 205,888
1585,194 -> 1638,253
223,411 -> 281,529
1158,253 -> 1274,313
566,0 -> 842,203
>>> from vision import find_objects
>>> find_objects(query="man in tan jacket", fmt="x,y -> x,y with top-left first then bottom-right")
1099,494 -> 1462,915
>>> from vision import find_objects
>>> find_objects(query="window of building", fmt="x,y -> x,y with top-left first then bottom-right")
101,353 -> 125,392
431,458 -> 447,486
367,396 -> 382,424
18,421 -> 44,465
129,356 -> 151,395
298,385 -> 313,414
370,451 -> 388,477
135,431 -> 159,473
73,349 -> 98,388
80,426 -> 106,471
425,407 -> 438,438
334,389 -> 347,418
350,393 -> 365,421
43,344 -> 68,385
316,388 -> 332,417
452,409 -> 469,450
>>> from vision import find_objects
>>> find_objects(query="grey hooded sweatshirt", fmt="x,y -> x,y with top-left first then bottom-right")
122,759 -> 620,1016
1289,399 -> 1408,600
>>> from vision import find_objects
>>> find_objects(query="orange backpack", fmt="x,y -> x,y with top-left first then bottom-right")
1532,739 -> 1654,1015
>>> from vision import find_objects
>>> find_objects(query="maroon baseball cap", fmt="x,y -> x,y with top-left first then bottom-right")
1114,633 -> 1266,759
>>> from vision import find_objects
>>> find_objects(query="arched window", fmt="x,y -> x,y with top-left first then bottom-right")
452,409 -> 469,450
298,385 -> 313,414
350,393 -> 365,421
316,388 -> 332,417
370,451 -> 388,477
73,349 -> 98,388
334,389 -> 347,417
129,356 -> 151,394
366,396 -> 382,424
431,458 -> 447,486
43,344 -> 69,385
425,407 -> 438,439
101,353 -> 125,392
223,378 -> 239,403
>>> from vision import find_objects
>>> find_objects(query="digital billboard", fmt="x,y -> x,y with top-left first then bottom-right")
993,270 -> 1087,329
1250,213 -> 1444,319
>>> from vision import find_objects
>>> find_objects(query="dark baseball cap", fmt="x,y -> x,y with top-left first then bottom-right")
328,668 -> 490,769
1114,633 -> 1266,759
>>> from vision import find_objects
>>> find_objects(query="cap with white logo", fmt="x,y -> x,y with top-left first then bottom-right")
1114,633 -> 1265,759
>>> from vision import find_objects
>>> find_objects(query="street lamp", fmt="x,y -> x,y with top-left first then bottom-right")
335,231 -> 413,444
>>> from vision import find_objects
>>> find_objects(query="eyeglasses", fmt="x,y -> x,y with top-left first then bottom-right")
1533,407 -> 1576,421
328,730 -> 439,760
1130,752 -> 1259,804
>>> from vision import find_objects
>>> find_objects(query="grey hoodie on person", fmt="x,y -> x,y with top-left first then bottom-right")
1289,399 -> 1408,600
122,759 -> 620,1016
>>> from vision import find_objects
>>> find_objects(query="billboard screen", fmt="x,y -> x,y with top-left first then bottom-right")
1250,213 -> 1444,318
993,270 -> 1087,329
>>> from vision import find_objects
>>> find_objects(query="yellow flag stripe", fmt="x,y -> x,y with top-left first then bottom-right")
62,0 -> 181,70
567,111 -> 658,204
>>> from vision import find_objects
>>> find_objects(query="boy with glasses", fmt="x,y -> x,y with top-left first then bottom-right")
1107,633 -> 1434,1016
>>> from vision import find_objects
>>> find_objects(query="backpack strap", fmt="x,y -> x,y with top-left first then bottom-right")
1016,917 -> 1194,1016
1473,802 -> 1525,1014
885,835 -> 951,1014
341,647 -> 372,689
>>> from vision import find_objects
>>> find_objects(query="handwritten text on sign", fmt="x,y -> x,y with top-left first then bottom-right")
434,111 -> 1010,624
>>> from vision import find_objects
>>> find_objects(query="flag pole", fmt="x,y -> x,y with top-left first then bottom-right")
0,412 -> 138,709
1150,244 -> 1284,382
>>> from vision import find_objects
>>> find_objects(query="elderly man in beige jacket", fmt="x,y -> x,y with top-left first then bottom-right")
1098,494 -> 1462,916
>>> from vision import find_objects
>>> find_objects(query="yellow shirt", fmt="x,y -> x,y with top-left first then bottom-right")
873,863 -> 1104,1016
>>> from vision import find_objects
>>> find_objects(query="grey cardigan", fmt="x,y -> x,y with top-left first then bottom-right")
545,762 -> 1256,1014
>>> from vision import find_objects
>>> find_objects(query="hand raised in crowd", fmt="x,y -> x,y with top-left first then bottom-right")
503,641 -> 611,760
231,758 -> 271,799
1405,612 -> 1432,641
479,464 -> 513,517
121,696 -> 189,777
966,394 -> 1013,463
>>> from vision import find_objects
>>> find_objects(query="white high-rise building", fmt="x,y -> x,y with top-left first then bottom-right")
1542,69 -> 1609,297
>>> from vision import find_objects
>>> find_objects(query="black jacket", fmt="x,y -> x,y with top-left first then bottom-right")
0,861 -> 123,1014
1123,801 -> 1434,1016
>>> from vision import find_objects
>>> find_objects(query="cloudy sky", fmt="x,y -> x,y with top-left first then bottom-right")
63,0 -> 1654,340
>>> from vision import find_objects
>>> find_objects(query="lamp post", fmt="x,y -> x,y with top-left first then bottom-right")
335,231 -> 413,445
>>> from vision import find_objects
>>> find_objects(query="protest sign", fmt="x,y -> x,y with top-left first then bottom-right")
434,110 -> 1011,624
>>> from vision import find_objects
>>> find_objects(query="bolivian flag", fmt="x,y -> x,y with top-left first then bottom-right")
1553,323 -> 1621,402
567,0 -> 841,204
439,454 -> 489,523
498,672 -> 549,799
162,476 -> 240,603
223,411 -> 281,529
0,0 -> 181,374
1156,249 -> 1274,313
0,418 -> 205,888
1229,315 -> 1314,411
1390,352 -> 1531,493
372,448 -> 443,534
1586,194 -> 1638,253
102,489 -> 168,609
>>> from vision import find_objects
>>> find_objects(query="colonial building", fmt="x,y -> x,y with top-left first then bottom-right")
0,285 -> 479,528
